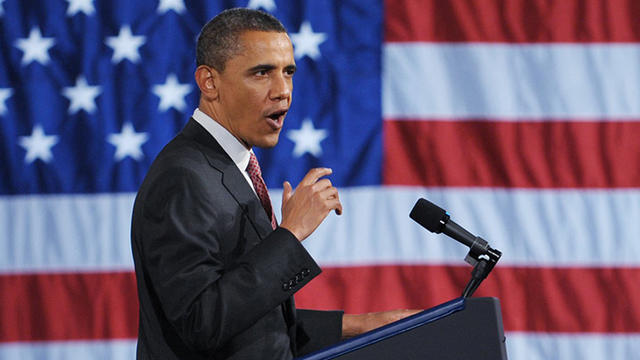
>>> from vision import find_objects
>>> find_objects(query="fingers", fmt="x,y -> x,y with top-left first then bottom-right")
319,186 -> 342,215
280,168 -> 341,241
300,167 -> 333,186
295,168 -> 341,214
312,178 -> 333,192
282,181 -> 293,203
332,199 -> 343,215
321,196 -> 342,216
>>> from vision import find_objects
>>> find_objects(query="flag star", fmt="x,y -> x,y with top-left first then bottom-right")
107,123 -> 149,161
19,125 -> 60,164
0,88 -> 12,116
14,27 -> 56,66
152,73 -> 193,112
66,0 -> 95,16
62,76 -> 102,114
105,25 -> 146,64
290,21 -> 327,60
157,0 -> 185,14
286,118 -> 328,158
247,0 -> 276,12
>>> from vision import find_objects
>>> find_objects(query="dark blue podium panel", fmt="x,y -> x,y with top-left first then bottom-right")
298,297 -> 507,360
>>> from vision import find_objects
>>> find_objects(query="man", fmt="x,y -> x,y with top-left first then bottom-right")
131,8 -> 415,359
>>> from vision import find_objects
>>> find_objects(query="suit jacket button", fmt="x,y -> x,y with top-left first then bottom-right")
282,283 -> 290,291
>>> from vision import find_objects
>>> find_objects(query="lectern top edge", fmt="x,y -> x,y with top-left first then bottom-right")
297,297 -> 466,360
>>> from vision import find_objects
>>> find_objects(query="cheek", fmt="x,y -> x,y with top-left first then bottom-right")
224,82 -> 268,125
244,90 -> 267,116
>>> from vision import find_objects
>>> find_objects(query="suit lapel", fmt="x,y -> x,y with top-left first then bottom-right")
180,118 -> 274,240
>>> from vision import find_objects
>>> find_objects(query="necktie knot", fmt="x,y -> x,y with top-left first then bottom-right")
247,152 -> 262,177
246,152 -> 277,230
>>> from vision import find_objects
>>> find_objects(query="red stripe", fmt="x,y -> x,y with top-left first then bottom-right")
2,266 -> 638,342
0,271 -> 137,342
296,265 -> 640,333
383,119 -> 640,188
385,0 -> 640,43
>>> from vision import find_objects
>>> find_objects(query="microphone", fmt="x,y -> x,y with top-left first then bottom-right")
409,198 -> 490,256
410,198 -> 502,298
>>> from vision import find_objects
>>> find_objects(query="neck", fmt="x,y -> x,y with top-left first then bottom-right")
198,101 -> 251,150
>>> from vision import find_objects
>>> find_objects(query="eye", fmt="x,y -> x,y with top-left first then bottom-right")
255,69 -> 268,76
285,68 -> 296,77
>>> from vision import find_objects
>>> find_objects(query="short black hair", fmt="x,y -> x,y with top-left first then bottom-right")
196,8 -> 287,71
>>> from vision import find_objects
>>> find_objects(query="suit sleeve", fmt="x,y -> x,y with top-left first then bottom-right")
295,309 -> 344,356
134,166 -> 321,354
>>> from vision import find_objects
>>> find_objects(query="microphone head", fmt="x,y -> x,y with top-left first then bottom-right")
409,198 -> 448,233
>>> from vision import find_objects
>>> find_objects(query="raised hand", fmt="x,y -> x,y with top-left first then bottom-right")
279,168 -> 343,241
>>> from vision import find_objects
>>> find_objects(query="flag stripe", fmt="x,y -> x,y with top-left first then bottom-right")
0,340 -> 137,360
3,188 -> 640,273
2,265 -> 639,342
295,265 -> 640,333
284,188 -> 640,267
385,0 -> 640,43
382,120 -> 640,188
505,333 -> 640,360
383,44 -> 640,119
2,335 -> 639,360
0,272 -> 137,342
0,193 -> 135,273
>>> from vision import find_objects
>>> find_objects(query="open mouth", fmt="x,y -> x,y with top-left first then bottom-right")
267,109 -> 287,121
265,109 -> 287,129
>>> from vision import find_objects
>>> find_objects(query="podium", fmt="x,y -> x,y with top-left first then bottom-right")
297,297 -> 507,360
297,198 -> 509,359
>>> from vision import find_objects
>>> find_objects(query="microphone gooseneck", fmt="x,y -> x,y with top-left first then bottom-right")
410,198 -> 502,298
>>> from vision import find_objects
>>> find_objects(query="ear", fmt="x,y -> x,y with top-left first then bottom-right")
195,65 -> 219,101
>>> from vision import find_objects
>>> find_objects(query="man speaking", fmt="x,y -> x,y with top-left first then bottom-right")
131,8 -> 415,359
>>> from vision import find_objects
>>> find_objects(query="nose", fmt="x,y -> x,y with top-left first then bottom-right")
270,73 -> 291,101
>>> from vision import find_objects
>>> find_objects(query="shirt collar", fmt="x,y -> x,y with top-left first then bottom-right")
191,108 -> 251,172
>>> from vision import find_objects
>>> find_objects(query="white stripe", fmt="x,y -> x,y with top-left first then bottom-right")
505,332 -> 640,360
0,340 -> 136,360
2,187 -> 639,272
0,334 -> 637,360
383,43 -> 640,120
271,187 -> 640,267
0,193 -> 135,273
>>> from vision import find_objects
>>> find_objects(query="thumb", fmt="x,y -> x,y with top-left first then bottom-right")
282,181 -> 293,204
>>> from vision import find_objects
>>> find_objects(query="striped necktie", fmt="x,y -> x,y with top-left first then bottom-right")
246,152 -> 277,230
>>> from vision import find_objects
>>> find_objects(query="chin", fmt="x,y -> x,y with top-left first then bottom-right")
254,134 -> 280,149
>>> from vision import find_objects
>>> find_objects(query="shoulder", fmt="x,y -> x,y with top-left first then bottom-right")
134,131 -> 227,211
144,119 -> 231,184
141,135 -> 223,194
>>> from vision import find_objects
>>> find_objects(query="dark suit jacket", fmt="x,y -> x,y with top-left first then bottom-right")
131,119 -> 342,359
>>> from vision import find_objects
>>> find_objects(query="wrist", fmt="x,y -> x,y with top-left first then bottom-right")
278,222 -> 303,242
341,314 -> 367,338
280,220 -> 305,242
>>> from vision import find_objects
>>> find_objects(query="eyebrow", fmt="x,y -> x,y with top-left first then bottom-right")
285,64 -> 297,73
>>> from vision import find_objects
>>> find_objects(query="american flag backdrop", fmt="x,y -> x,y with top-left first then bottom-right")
1,0 -> 639,358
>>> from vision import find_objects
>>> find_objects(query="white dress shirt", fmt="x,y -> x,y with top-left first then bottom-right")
191,108 -> 257,195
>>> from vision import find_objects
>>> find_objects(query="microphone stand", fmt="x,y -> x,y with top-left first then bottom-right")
461,237 -> 502,298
